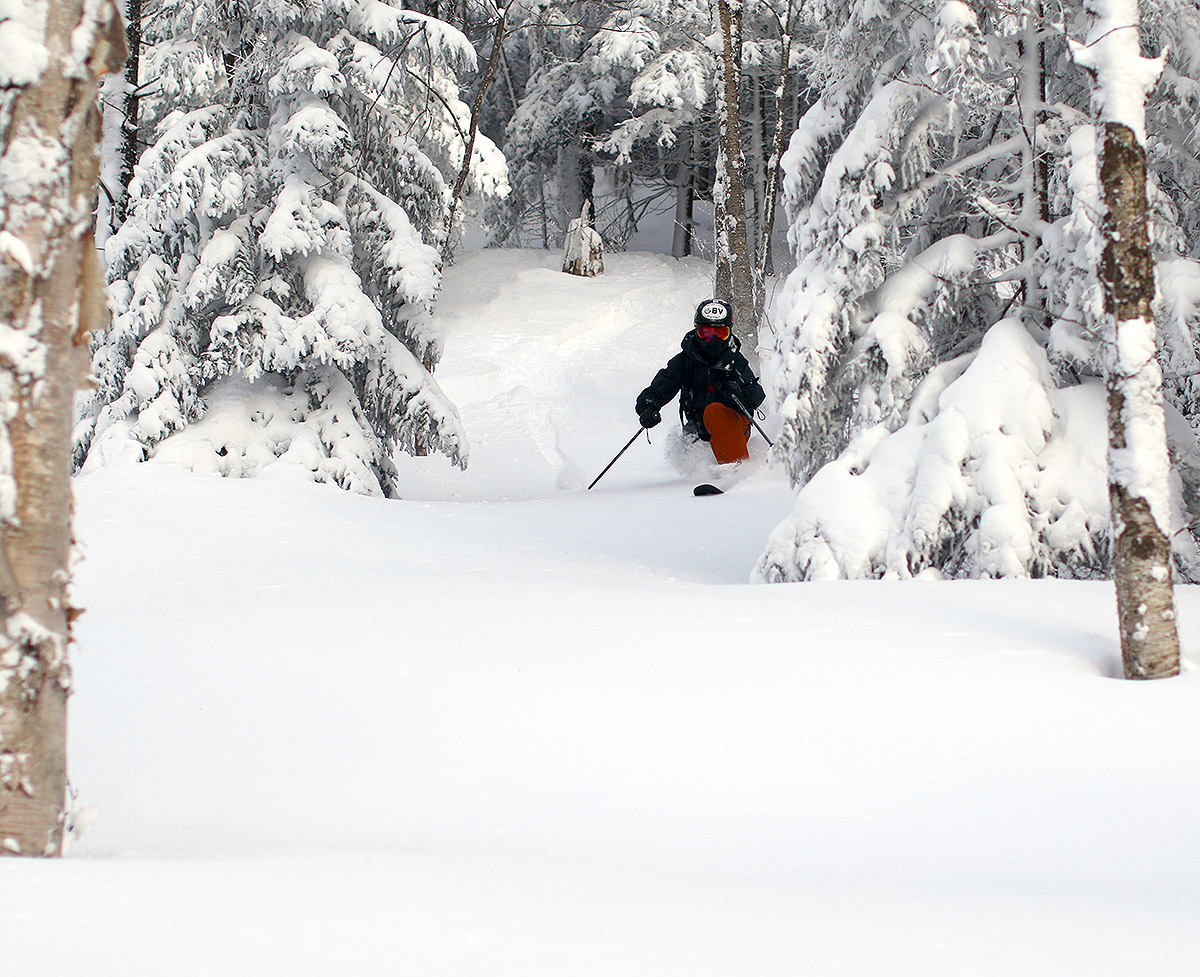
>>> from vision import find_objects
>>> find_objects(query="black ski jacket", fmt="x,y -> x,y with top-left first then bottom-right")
636,332 -> 766,441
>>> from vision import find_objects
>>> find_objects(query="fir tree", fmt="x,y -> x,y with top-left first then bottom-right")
598,0 -> 718,255
498,1 -> 631,246
77,0 -> 510,497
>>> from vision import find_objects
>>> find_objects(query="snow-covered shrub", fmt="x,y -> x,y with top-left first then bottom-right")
77,0 -> 510,496
756,319 -> 1200,582
761,0 -> 1200,582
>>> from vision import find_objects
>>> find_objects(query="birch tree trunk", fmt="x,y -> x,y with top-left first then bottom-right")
714,0 -> 759,354
0,0 -> 125,855
1085,0 -> 1180,679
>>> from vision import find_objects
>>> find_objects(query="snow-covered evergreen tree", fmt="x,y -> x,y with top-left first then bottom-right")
475,0 -> 803,278
77,0 -> 510,496
757,0 -> 1200,583
768,0 -> 1009,482
601,0 -> 716,165
497,2 -> 619,245
494,0 -> 805,261
598,0 -> 718,254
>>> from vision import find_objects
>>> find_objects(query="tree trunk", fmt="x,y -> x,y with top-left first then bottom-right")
714,0 -> 759,354
1084,0 -> 1180,679
672,131 -> 700,258
537,160 -> 550,249
673,174 -> 695,258
0,0 -> 125,856
1100,121 -> 1180,680
1019,4 -> 1049,330
497,37 -> 520,124
555,141 -> 588,243
579,151 -> 595,227
115,0 -> 143,224
756,0 -> 797,284
747,74 -> 765,257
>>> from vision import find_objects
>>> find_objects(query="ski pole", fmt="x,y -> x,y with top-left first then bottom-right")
587,428 -> 646,490
727,390 -> 774,448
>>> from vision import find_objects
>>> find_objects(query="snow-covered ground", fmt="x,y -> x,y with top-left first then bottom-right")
7,251 -> 1200,975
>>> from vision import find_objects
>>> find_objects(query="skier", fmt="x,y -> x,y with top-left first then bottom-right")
635,299 -> 766,466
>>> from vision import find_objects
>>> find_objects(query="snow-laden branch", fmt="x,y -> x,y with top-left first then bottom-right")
879,135 -> 1026,217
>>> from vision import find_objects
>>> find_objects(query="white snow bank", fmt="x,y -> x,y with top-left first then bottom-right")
757,318 -> 1200,582
40,459 -> 1200,976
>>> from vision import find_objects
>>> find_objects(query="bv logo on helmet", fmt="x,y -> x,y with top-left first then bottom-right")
699,301 -> 728,323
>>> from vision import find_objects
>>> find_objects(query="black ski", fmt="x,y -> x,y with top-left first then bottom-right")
693,483 -> 723,496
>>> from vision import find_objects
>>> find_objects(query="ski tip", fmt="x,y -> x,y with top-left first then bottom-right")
693,483 -> 724,496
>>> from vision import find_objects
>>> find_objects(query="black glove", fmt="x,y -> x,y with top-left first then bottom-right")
639,407 -> 661,429
718,381 -> 744,408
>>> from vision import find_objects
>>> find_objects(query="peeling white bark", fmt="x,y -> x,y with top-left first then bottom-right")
0,0 -> 125,854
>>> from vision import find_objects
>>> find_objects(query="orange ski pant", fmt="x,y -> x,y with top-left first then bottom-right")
703,402 -> 752,464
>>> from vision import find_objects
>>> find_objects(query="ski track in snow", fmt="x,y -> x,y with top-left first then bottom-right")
397,250 -> 731,499
8,250 -> 1200,976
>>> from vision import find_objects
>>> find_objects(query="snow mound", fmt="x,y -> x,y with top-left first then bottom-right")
758,319 -> 1200,581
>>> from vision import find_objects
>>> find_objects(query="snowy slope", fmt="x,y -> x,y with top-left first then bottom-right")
6,250 -> 1200,976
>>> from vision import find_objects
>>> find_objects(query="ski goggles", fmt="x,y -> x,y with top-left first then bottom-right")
697,324 -> 730,341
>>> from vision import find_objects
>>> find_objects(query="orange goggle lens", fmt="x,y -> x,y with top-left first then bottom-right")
697,324 -> 730,340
